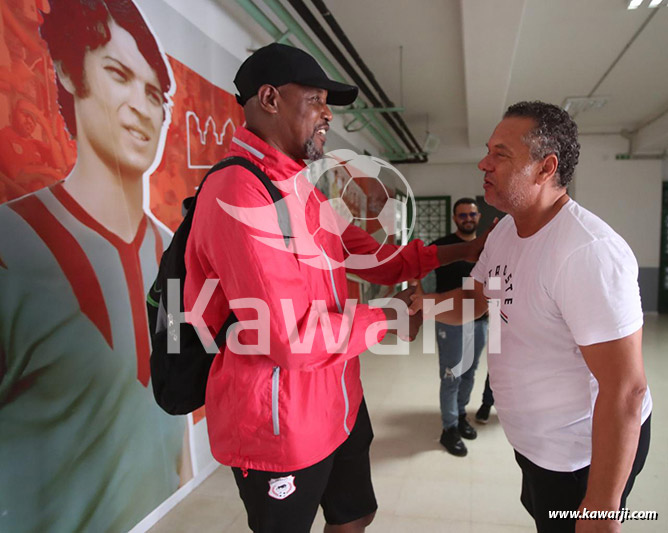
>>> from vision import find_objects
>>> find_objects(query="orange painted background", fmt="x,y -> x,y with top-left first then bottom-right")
149,57 -> 245,231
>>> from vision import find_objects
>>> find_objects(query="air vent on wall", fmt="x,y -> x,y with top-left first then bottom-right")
423,133 -> 441,154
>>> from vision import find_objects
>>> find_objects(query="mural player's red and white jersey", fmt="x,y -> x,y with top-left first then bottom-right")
0,183 -> 184,533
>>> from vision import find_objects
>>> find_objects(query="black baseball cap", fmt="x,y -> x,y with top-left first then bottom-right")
234,43 -> 358,106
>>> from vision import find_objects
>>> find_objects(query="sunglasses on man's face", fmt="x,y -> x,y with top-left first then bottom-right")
456,212 -> 480,220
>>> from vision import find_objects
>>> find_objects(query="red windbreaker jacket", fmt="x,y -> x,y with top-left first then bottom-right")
184,127 -> 438,471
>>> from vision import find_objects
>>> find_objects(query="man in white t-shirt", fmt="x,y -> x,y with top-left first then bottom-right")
410,101 -> 651,533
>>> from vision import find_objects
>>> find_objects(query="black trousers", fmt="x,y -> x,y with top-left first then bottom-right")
232,399 -> 377,533
514,414 -> 651,533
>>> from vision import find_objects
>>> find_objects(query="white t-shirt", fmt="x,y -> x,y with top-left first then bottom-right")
471,199 -> 652,472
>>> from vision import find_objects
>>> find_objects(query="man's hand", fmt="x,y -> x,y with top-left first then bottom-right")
382,286 -> 422,341
394,286 -> 422,341
407,289 -> 426,316
405,280 -> 423,316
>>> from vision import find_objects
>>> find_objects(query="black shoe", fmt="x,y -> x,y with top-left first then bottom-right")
440,427 -> 468,457
458,414 -> 477,440
475,404 -> 491,424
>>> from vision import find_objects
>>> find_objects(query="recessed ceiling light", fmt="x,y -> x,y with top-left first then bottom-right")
628,0 -> 665,7
562,96 -> 609,116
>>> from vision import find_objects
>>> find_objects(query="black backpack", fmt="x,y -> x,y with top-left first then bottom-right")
146,156 -> 291,415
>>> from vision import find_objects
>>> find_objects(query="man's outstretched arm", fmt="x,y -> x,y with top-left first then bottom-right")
409,279 -> 488,325
343,218 -> 498,286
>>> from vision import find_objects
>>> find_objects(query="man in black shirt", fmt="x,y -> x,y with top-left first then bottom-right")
431,198 -> 488,456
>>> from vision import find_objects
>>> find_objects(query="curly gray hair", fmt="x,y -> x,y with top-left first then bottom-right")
504,101 -> 580,188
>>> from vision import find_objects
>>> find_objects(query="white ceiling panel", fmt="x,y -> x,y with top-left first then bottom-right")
223,0 -> 668,161
506,0 -> 651,108
325,0 -> 467,156
584,7 -> 668,131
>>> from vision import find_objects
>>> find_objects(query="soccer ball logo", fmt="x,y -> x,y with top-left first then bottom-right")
307,150 -> 416,270
214,149 -> 416,272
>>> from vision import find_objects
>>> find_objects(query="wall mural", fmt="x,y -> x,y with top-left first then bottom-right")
0,1 -> 242,531
0,1 -> 401,531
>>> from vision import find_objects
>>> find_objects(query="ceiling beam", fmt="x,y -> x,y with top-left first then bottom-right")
461,0 -> 526,148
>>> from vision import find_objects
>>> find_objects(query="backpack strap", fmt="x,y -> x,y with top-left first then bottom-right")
186,156 -> 292,247
185,156 -> 292,348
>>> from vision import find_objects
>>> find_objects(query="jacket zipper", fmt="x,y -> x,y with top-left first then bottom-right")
320,246 -> 350,435
272,366 -> 280,435
341,361 -> 350,435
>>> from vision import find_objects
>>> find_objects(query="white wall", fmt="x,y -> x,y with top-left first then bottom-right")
575,135 -> 662,269
399,161 -> 485,200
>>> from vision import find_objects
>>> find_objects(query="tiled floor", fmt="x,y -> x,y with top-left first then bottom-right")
150,314 -> 667,532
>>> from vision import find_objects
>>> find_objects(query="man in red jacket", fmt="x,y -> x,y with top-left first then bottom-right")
184,43 -> 486,533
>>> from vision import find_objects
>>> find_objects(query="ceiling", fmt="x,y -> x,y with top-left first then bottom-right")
222,0 -> 668,163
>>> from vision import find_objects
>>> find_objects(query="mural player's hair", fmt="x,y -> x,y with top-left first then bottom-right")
40,0 -> 171,136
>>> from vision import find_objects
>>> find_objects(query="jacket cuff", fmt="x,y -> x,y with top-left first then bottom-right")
421,244 -> 440,276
